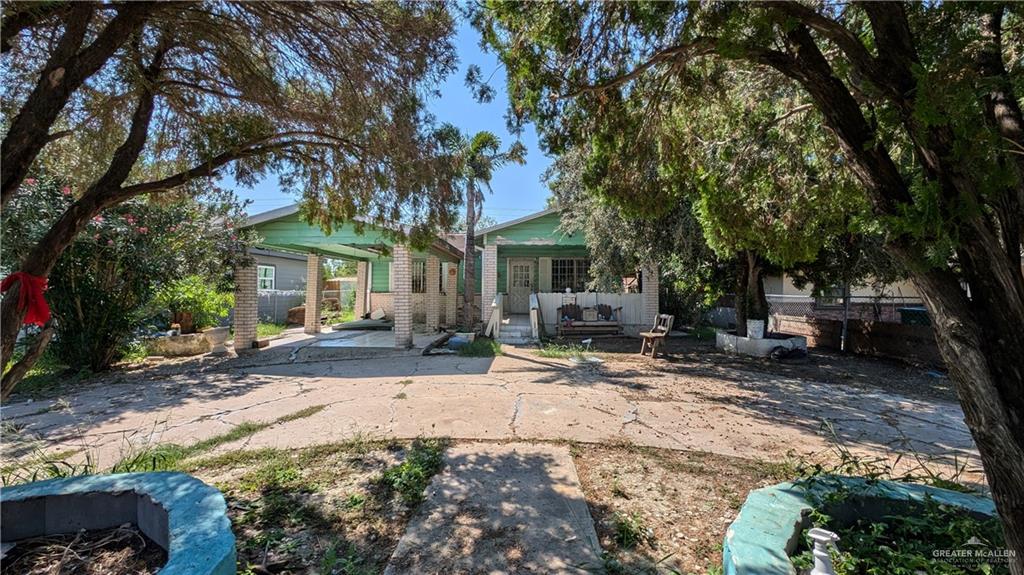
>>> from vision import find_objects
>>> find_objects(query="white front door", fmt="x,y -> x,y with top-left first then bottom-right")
508,259 -> 535,314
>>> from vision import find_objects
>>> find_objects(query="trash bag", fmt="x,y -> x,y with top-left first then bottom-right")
769,346 -> 808,364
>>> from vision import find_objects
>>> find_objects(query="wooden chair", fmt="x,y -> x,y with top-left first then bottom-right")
640,314 -> 675,358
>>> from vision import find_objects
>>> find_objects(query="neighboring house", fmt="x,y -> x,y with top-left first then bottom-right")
250,247 -> 308,324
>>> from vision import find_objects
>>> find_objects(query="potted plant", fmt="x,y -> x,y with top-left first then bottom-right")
156,276 -> 233,351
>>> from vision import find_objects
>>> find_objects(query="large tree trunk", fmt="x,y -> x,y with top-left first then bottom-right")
734,251 -> 768,337
461,181 -> 476,330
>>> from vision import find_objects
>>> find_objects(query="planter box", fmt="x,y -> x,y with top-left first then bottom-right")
1,472 -> 235,575
716,330 -> 806,358
723,476 -> 996,575
147,333 -> 210,357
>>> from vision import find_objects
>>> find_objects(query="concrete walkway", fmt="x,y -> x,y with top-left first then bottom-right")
384,443 -> 602,574
1,346 -> 979,482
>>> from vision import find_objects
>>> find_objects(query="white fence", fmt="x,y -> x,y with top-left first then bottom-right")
535,292 -> 645,335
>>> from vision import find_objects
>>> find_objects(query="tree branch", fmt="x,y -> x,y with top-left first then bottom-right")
1,2 -> 71,53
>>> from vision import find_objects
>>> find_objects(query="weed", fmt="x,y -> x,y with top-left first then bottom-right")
537,343 -> 588,359
276,404 -> 327,423
393,392 -> 408,400
610,479 -> 630,499
344,493 -> 366,510
1,448 -> 93,485
457,337 -> 502,357
397,379 -> 413,386
611,511 -> 653,549
378,438 -> 448,504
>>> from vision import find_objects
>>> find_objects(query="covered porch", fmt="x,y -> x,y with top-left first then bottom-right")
235,205 -> 462,351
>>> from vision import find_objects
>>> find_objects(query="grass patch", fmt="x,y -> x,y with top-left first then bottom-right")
109,405 -> 328,473
537,343 -> 588,359
323,308 -> 356,325
378,438 -> 448,504
690,325 -> 717,340
4,348 -> 79,399
257,322 -> 287,338
457,337 -> 502,357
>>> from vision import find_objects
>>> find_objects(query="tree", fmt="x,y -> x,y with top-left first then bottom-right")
2,174 -> 250,384
1,2 -> 459,390
451,214 -> 498,233
474,2 -> 1024,563
434,125 -> 525,329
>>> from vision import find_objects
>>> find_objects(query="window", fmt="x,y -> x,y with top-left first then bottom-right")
257,265 -> 275,290
551,258 -> 590,292
815,285 -> 846,307
412,260 -> 426,293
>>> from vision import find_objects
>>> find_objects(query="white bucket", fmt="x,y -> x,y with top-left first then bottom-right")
746,319 -> 765,339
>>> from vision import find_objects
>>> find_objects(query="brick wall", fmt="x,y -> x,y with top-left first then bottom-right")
641,263 -> 660,328
304,254 -> 323,335
481,244 -> 498,326
772,315 -> 943,367
392,245 -> 412,348
355,261 -> 368,317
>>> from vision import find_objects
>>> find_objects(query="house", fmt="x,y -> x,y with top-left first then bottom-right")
249,247 -> 307,324
235,205 -> 660,348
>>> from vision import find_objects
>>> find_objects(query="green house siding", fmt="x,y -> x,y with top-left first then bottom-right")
482,212 -> 585,247
370,259 -> 391,292
456,253 -> 483,294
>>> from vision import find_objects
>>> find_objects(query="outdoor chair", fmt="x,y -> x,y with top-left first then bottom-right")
639,314 -> 675,358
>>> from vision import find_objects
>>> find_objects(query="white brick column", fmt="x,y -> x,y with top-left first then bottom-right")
233,261 -> 258,352
426,256 -> 440,331
642,263 -> 660,328
304,253 -> 323,335
355,261 -> 368,318
481,244 -> 498,327
444,263 -> 458,328
393,245 -> 413,348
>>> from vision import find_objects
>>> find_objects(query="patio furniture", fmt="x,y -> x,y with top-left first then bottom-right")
640,314 -> 674,358
556,303 -> 623,336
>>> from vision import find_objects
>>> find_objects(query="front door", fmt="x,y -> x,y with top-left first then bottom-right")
508,259 -> 535,314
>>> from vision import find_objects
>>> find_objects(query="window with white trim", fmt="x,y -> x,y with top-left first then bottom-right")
551,258 -> 590,292
257,265 -> 275,290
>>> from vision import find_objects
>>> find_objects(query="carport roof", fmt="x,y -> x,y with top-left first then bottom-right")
242,204 -> 463,262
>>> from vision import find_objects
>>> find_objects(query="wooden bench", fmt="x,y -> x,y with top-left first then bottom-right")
640,314 -> 674,358
556,303 -> 623,336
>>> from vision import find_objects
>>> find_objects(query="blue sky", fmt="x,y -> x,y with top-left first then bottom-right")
226,17 -> 553,224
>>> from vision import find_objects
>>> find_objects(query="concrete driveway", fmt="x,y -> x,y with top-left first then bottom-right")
1,342 -> 979,480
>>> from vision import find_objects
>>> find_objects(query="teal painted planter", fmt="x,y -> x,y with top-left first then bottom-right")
722,476 -> 995,575
1,472 -> 235,575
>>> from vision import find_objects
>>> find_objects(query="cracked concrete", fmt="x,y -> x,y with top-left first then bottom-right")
1,345 -> 980,482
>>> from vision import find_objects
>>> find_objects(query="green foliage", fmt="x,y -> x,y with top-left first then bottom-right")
155,276 -> 234,330
611,511 -> 653,550
791,497 -> 1008,575
1,175 -> 252,371
456,337 -> 503,357
378,438 -> 448,505
537,343 -> 588,359
256,322 -> 287,338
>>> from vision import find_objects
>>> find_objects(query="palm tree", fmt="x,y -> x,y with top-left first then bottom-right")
434,125 -> 526,329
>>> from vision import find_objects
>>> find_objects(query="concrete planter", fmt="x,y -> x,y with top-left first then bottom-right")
716,330 -> 806,358
723,476 -> 996,575
1,472 -> 235,575
147,333 -> 211,357
203,326 -> 231,355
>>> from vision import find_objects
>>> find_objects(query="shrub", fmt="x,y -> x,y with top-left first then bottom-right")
2,175 -> 252,372
156,276 -> 234,330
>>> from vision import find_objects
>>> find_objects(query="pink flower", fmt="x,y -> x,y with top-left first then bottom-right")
25,178 -> 36,185
94,234 -> 100,240
107,239 -> 114,246
61,187 -> 72,196
226,222 -> 233,229
169,226 -> 177,232
231,235 -> 237,241
137,227 -> 148,234
92,216 -> 104,223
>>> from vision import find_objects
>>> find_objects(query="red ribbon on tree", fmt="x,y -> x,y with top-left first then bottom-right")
0,272 -> 51,326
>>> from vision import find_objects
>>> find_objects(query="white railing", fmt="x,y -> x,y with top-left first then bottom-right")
529,293 -> 543,339
536,292 -> 644,327
485,293 -> 504,338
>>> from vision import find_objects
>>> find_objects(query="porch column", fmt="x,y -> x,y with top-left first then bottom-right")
426,255 -> 440,331
444,263 -> 457,328
304,253 -> 323,335
481,244 -> 498,327
233,260 -> 258,352
355,261 -> 368,318
641,263 -> 660,328
393,244 -> 413,348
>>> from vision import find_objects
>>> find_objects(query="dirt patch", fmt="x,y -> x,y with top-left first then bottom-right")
546,336 -> 956,402
572,443 -> 795,574
182,439 -> 436,574
1,524 -> 166,575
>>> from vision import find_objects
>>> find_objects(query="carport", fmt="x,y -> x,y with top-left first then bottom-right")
235,205 -> 462,350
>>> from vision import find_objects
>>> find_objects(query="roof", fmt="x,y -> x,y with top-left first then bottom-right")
243,203 -> 464,262
476,207 -> 560,236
